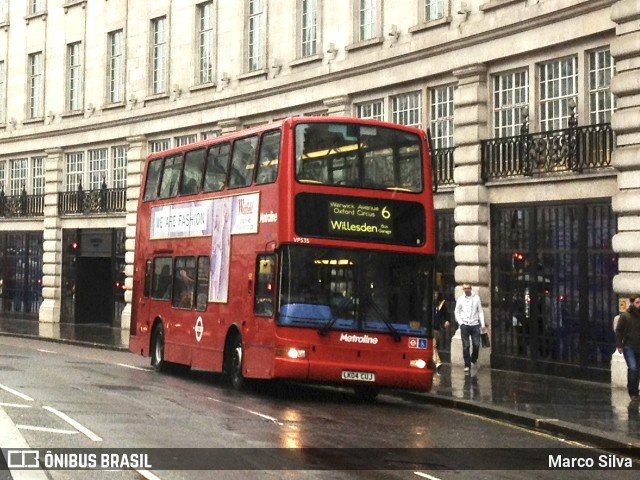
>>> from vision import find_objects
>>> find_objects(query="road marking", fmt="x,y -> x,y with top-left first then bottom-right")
414,473 -> 442,480
36,348 -> 57,353
0,402 -> 33,408
116,363 -> 150,371
42,406 -> 103,442
137,469 -> 163,480
16,424 -> 79,435
0,383 -> 34,402
208,397 -> 283,425
0,408 -> 49,480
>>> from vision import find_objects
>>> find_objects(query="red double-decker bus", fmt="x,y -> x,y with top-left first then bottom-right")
129,116 -> 436,399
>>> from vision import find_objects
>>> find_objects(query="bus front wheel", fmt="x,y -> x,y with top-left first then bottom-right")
225,334 -> 245,390
151,324 -> 166,372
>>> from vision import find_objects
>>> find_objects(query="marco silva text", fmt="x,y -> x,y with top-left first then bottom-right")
548,454 -> 634,469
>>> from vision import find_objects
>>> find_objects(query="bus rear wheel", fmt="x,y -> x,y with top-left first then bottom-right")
225,334 -> 245,390
151,324 -> 166,372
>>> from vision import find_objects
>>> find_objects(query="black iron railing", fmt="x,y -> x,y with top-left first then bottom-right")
58,182 -> 126,215
0,189 -> 44,217
432,147 -> 455,191
481,122 -> 613,181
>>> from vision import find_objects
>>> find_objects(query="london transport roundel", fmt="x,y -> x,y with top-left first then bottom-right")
195,316 -> 204,342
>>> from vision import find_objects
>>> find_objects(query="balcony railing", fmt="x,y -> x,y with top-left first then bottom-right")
58,182 -> 126,215
432,147 -> 455,191
481,122 -> 614,181
0,189 -> 44,218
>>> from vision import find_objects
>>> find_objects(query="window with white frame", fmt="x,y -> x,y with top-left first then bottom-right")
66,152 -> 84,191
67,42 -> 83,111
201,131 -> 220,140
108,30 -> 124,104
112,146 -> 128,189
88,149 -> 108,190
0,0 -> 7,23
300,0 -> 318,57
425,0 -> 445,21
356,99 -> 384,120
392,91 -> 422,128
0,61 -> 5,123
28,52 -> 43,119
198,2 -> 214,84
175,134 -> 197,147
32,157 -> 45,195
493,69 -> 529,138
149,139 -> 171,153
10,159 -> 27,196
29,0 -> 44,15
589,48 -> 615,124
539,56 -> 578,131
358,0 -> 377,41
0,161 -> 5,192
430,85 -> 454,148
247,0 -> 264,71
151,16 -> 168,95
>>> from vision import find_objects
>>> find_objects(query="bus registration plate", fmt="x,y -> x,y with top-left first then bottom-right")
341,370 -> 375,382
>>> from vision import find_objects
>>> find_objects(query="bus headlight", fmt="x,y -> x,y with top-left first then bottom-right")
277,347 -> 307,359
409,359 -> 427,369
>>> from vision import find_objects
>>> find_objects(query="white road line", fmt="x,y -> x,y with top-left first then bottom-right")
36,348 -> 57,354
208,397 -> 283,425
414,472 -> 442,480
0,402 -> 33,408
116,363 -> 150,371
137,469 -> 163,480
0,383 -> 34,402
42,406 -> 103,442
0,408 -> 49,480
16,424 -> 78,435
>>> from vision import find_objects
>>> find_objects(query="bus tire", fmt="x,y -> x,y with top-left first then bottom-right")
353,385 -> 379,402
225,334 -> 245,390
151,323 -> 167,373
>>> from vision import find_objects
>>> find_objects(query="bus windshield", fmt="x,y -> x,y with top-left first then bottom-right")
278,245 -> 433,336
295,122 -> 423,192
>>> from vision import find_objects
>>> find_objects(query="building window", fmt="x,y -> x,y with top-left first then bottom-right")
201,131 -> 219,140
589,48 -> 615,124
151,16 -> 168,95
28,52 -> 43,119
0,0 -> 7,23
356,100 -> 384,121
198,2 -> 214,84
430,85 -> 454,148
175,134 -> 197,147
392,91 -> 422,128
539,56 -> 578,131
32,157 -> 45,195
10,159 -> 27,195
65,152 -> 84,191
247,0 -> 264,71
493,70 -> 529,138
425,0 -> 445,21
67,42 -> 82,111
358,0 -> 377,41
0,161 -> 4,191
29,0 -> 44,14
113,146 -> 128,189
301,0 -> 318,57
108,30 -> 124,104
149,139 -> 170,153
88,149 -> 108,190
0,60 -> 5,123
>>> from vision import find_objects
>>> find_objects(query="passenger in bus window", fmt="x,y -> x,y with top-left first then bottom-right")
174,268 -> 195,309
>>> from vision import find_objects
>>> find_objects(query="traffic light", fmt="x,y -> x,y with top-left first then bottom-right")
69,240 -> 80,253
512,251 -> 525,271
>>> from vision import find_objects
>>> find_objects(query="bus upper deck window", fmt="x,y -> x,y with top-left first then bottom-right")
255,131 -> 281,185
159,154 -> 183,199
143,158 -> 163,201
180,149 -> 206,196
203,143 -> 230,192
228,136 -> 258,188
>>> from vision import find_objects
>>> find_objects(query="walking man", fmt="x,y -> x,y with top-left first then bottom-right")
454,283 -> 486,373
616,295 -> 640,406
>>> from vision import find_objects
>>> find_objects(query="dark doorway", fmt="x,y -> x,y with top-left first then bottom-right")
75,257 -> 112,324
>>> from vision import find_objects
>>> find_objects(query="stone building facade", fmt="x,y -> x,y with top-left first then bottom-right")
0,0 -> 637,382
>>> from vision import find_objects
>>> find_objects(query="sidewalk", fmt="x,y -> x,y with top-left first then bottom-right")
1,316 -> 639,455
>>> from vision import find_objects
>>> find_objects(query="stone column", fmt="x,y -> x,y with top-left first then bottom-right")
218,118 -> 242,134
120,136 -> 146,341
323,95 -> 350,116
610,0 -> 640,388
39,148 -> 64,325
450,64 -> 491,368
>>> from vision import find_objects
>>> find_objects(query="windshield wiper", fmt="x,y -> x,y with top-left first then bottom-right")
317,296 -> 353,336
362,295 -> 402,343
